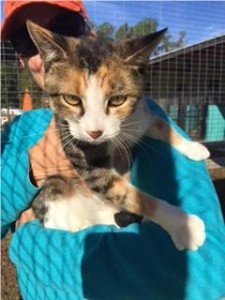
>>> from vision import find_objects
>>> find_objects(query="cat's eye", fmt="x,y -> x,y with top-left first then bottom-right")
108,95 -> 127,107
62,94 -> 82,106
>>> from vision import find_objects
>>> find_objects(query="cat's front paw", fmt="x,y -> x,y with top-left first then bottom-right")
170,215 -> 206,251
185,142 -> 210,161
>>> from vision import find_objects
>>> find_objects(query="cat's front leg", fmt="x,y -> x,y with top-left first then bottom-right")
151,199 -> 205,251
147,115 -> 210,161
106,177 -> 206,251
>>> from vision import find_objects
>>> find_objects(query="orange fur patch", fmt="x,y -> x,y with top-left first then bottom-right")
148,116 -> 183,146
108,176 -> 157,218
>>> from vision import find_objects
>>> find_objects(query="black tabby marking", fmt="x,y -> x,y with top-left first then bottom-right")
114,211 -> 143,227
76,38 -> 114,74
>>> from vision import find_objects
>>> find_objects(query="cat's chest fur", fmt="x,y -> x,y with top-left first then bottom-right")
44,186 -> 120,231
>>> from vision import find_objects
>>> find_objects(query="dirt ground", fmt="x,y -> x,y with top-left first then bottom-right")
1,180 -> 224,300
1,234 -> 21,300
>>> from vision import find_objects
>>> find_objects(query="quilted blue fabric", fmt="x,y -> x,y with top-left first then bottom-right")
1,99 -> 225,300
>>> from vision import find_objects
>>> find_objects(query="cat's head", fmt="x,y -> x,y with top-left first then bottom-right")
27,21 -> 166,144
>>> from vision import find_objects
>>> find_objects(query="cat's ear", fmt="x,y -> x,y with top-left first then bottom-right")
118,28 -> 167,70
26,20 -> 67,69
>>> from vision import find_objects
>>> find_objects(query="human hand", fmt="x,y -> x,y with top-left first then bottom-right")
16,208 -> 35,228
29,118 -> 76,187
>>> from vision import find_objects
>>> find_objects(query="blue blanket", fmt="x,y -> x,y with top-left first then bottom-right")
2,99 -> 225,300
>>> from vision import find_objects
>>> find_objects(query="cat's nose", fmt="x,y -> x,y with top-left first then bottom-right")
87,130 -> 103,139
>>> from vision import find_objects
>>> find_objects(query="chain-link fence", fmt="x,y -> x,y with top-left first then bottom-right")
2,34 -> 225,140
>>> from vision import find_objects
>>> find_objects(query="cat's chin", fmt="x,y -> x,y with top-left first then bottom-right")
86,139 -> 104,145
77,137 -> 107,146
89,138 -> 111,145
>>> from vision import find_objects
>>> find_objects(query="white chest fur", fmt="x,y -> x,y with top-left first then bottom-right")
44,191 -> 119,231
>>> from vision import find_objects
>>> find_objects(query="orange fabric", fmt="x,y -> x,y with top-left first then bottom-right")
29,117 -> 76,186
1,0 -> 88,40
22,89 -> 33,111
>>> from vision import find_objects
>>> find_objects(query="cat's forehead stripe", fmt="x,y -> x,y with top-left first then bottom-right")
75,38 -> 112,74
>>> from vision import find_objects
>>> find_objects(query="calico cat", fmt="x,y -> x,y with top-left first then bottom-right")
27,21 -> 208,251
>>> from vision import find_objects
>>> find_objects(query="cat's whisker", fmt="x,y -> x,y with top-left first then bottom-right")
116,143 -> 132,170
60,131 -> 80,143
116,135 -> 134,168
38,130 -> 80,158
124,141 -> 134,168
111,138 -> 124,161
121,130 -> 169,162
37,134 -> 72,157
137,138 -> 170,161
59,129 -> 81,140
119,130 -> 139,143
119,130 -> 151,161
61,135 -> 78,150
111,136 -> 128,166
122,128 -> 144,133
121,120 -> 146,128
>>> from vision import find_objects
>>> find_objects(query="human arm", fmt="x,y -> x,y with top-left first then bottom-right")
1,109 -> 55,237
1,108 -> 79,237
1,117 -> 38,237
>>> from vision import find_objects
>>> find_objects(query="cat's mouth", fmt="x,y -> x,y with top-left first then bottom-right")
83,134 -> 112,145
77,130 -> 119,145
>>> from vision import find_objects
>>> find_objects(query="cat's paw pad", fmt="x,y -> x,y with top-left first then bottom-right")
170,215 -> 206,251
186,142 -> 210,161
